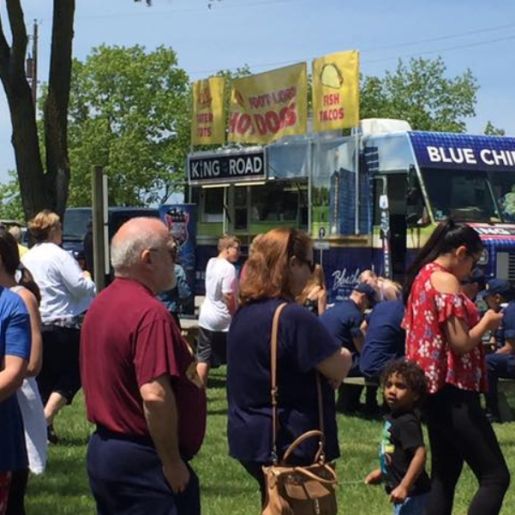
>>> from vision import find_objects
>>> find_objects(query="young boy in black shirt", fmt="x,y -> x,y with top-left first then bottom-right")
365,359 -> 430,514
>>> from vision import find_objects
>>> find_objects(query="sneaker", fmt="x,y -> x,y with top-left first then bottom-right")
47,424 -> 59,444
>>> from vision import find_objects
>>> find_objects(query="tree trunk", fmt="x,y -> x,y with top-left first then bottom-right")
6,79 -> 48,218
44,0 -> 75,219
0,0 -> 75,221
0,0 -> 49,220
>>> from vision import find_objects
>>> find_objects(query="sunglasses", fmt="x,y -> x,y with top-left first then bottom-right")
299,257 -> 315,274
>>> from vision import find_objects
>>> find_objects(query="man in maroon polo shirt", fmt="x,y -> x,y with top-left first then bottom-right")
80,217 -> 206,515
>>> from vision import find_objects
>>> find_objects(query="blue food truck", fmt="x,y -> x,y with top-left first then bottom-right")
187,119 -> 515,302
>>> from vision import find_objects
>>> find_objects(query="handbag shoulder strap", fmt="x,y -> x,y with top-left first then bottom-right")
269,302 -> 326,465
270,302 -> 288,464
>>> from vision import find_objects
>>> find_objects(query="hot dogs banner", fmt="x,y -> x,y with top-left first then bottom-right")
228,62 -> 308,144
191,50 -> 360,146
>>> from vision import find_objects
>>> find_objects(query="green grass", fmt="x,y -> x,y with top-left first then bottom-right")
26,368 -> 515,514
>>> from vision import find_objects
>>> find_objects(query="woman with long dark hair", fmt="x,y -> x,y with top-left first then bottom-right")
403,219 -> 510,515
226,228 -> 352,508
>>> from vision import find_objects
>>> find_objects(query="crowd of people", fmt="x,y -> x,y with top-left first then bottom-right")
1,214 -> 515,514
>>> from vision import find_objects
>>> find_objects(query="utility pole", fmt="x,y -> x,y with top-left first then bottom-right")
26,19 -> 38,106
31,19 -> 38,106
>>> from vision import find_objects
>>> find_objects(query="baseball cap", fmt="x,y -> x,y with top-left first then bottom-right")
461,268 -> 486,290
353,282 -> 378,306
479,278 -> 512,299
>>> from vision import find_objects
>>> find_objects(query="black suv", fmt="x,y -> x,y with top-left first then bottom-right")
62,206 -> 161,260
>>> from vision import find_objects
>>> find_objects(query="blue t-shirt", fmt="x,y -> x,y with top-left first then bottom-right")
360,300 -> 406,378
319,299 -> 363,354
0,287 -> 31,472
227,298 -> 341,464
157,264 -> 192,314
502,302 -> 515,344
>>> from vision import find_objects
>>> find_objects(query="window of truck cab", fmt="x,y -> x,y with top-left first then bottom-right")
419,167 -> 515,223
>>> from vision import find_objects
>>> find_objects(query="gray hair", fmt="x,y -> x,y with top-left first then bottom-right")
110,217 -> 166,272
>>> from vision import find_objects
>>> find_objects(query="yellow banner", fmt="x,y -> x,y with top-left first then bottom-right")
191,77 -> 225,146
228,63 -> 307,144
312,50 -> 360,132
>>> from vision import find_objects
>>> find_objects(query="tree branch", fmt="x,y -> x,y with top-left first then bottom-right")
6,0 -> 28,74
44,0 -> 76,216
0,16 -> 11,78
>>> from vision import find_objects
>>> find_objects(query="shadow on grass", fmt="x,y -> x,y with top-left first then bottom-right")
207,408 -> 229,416
207,377 -> 227,389
201,482 -> 257,495
338,411 -> 384,422
29,453 -> 90,497
53,435 -> 90,447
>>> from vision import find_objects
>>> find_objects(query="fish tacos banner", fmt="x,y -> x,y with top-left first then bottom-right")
191,77 -> 225,145
312,50 -> 360,132
228,63 -> 308,144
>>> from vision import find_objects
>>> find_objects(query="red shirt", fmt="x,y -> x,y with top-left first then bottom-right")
80,278 -> 206,459
403,262 -> 486,394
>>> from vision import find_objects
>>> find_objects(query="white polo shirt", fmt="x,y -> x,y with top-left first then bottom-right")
22,242 -> 96,324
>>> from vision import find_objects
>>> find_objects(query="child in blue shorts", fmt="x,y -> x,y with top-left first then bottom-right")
365,359 -> 430,514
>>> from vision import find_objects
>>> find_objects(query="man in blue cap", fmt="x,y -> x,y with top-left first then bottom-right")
460,267 -> 486,301
481,279 -> 515,422
320,282 -> 378,413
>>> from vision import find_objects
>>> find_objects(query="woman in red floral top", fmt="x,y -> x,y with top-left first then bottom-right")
403,220 -> 509,515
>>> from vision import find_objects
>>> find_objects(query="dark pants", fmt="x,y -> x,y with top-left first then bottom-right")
37,326 -> 82,405
87,430 -> 200,515
6,468 -> 28,515
485,353 -> 515,418
425,386 -> 510,515
239,461 -> 267,508
337,360 -> 378,413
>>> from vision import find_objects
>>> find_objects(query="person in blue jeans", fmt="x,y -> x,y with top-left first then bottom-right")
481,279 -> 515,422
365,359 -> 430,514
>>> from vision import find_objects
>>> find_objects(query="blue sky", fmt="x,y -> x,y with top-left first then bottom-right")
1,0 -> 515,183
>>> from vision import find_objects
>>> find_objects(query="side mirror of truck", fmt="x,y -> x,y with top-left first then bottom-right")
406,167 -> 430,227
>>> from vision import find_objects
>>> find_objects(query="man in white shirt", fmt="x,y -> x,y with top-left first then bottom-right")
196,235 -> 240,387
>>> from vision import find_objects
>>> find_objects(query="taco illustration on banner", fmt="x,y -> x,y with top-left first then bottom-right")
320,63 -> 344,89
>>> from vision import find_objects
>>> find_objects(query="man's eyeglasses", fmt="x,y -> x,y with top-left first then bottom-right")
148,247 -> 176,261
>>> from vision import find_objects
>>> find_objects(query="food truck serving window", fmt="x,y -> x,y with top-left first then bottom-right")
251,181 -> 307,226
202,188 -> 224,222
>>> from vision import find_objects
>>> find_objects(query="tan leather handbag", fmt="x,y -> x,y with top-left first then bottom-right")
261,303 -> 338,515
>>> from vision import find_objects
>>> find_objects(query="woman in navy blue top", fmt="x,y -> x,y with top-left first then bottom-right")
227,227 -> 351,508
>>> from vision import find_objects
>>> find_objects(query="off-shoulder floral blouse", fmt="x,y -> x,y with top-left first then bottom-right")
403,262 -> 486,394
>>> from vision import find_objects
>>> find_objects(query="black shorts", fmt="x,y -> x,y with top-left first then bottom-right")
36,325 -> 82,405
196,327 -> 227,368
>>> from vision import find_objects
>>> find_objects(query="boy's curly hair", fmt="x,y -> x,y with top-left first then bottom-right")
381,359 -> 428,406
